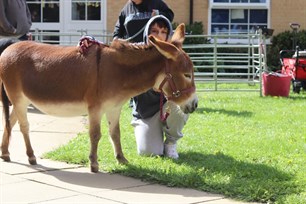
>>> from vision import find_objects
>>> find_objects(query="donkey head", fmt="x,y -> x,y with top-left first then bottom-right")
149,23 -> 198,114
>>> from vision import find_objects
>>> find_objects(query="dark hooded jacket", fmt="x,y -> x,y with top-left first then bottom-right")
0,0 -> 32,38
113,0 -> 174,43
132,15 -> 173,119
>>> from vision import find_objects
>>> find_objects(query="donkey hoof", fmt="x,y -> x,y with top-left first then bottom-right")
1,154 -> 11,162
116,155 -> 128,164
28,157 -> 37,165
90,165 -> 99,173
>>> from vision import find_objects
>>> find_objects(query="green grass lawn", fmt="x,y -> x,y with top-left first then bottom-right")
44,85 -> 306,203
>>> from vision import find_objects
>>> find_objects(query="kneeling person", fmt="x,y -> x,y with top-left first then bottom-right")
131,15 -> 189,159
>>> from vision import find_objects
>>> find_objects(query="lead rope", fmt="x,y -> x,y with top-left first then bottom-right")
123,26 -> 146,42
160,92 -> 169,122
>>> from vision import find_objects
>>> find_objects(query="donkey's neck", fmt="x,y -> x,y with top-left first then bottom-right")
130,55 -> 165,94
109,41 -> 166,98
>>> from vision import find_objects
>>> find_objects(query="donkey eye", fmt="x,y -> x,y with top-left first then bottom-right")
184,73 -> 192,79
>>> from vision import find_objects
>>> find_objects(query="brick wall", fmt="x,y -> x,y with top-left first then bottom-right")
192,0 -> 209,34
164,0 -> 190,24
107,0 -> 198,32
106,0 -> 306,36
166,0 -> 209,33
270,0 -> 306,35
106,0 -> 209,34
106,0 -> 127,34
106,0 -> 190,34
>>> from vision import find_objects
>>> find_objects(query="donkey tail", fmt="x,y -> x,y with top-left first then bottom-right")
1,84 -> 11,134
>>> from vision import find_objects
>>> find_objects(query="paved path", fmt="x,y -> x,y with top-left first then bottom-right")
0,106 -> 250,204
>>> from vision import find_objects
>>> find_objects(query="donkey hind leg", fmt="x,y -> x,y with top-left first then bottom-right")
88,109 -> 103,173
15,103 -> 37,165
106,108 -> 128,164
1,108 -> 18,162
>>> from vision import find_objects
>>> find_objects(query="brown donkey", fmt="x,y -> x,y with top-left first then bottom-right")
0,24 -> 198,173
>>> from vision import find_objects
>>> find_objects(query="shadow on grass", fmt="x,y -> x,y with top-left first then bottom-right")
196,107 -> 253,118
288,95 -> 306,100
121,152 -> 298,203
261,93 -> 306,100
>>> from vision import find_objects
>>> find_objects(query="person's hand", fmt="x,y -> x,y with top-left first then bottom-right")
78,37 -> 94,54
27,33 -> 32,41
82,39 -> 91,48
152,9 -> 159,16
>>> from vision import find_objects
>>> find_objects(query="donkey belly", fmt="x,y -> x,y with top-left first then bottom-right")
31,101 -> 88,117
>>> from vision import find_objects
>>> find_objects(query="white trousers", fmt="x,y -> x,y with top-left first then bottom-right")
131,102 -> 189,156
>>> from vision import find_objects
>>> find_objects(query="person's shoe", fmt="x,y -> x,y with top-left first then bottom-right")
164,144 -> 179,159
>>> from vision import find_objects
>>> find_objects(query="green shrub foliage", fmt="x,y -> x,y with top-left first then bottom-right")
267,30 -> 306,70
173,21 -> 209,47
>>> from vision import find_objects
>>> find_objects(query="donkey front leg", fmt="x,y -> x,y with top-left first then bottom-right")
14,104 -> 37,165
88,109 -> 103,173
106,108 -> 128,164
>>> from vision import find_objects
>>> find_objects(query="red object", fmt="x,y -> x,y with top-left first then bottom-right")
262,72 -> 291,97
282,58 -> 306,80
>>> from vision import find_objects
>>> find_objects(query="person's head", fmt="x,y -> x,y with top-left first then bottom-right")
148,19 -> 170,41
143,15 -> 173,44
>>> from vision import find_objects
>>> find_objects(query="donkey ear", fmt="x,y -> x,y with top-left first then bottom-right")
149,35 -> 179,60
170,23 -> 185,48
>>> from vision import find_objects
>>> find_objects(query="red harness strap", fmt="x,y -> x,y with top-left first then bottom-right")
160,93 -> 169,122
78,36 -> 103,54
158,61 -> 195,122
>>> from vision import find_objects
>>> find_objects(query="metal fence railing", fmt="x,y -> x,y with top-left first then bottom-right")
183,31 -> 267,95
31,29 -> 113,46
31,29 -> 267,95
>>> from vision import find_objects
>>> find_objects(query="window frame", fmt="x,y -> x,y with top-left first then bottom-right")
27,0 -> 60,23
27,0 -> 107,45
71,0 -> 102,21
208,0 -> 270,42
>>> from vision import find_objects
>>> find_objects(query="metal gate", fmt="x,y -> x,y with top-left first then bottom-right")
31,29 -> 268,95
183,30 -> 267,95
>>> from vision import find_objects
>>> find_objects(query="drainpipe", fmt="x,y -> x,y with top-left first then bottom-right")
189,0 -> 193,24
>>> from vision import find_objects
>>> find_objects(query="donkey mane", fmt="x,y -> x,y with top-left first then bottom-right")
110,39 -> 151,51
109,40 -> 162,67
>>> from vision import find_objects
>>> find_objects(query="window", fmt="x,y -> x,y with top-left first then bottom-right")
210,0 -> 269,35
213,0 -> 266,2
211,9 -> 267,34
27,0 -> 60,23
72,0 -> 101,21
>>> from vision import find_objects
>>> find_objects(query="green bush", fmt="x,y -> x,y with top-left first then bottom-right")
173,21 -> 209,48
173,22 -> 211,72
267,30 -> 306,70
